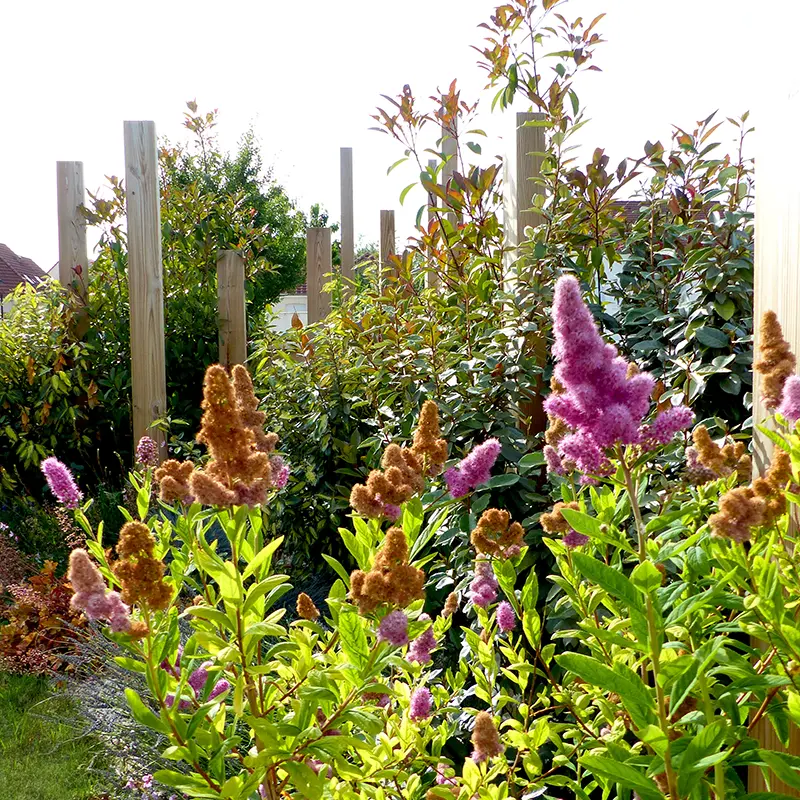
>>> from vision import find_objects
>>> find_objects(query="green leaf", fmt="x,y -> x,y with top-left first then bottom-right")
399,182 -> 417,206
521,566 -> 538,611
338,605 -> 370,670
695,326 -> 729,348
518,452 -> 545,471
152,769 -> 218,796
282,761 -> 325,800
125,688 -> 170,734
758,750 -> 800,791
631,561 -> 663,594
556,653 -> 656,729
579,755 -> 662,800
560,508 -> 602,539
571,552 -> 642,610
484,473 -> 519,489
241,536 -> 284,581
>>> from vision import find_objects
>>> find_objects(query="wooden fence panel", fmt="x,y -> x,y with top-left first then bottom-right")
217,250 -> 247,367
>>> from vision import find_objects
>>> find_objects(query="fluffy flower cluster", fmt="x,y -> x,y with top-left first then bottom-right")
350,527 -> 425,614
41,457 -> 83,509
409,686 -> 433,721
296,592 -> 320,620
407,615 -> 436,664
68,549 -> 145,636
756,311 -> 796,409
378,610 -> 409,647
687,426 -> 751,486
540,502 -> 579,533
445,439 -> 501,498
471,711 -> 503,763
469,560 -> 498,608
112,522 -> 171,611
470,508 -> 524,559
710,448 -> 791,542
496,601 -> 516,632
442,591 -> 459,618
153,365 -> 283,508
135,436 -> 159,468
779,377 -> 800,425
350,402 -> 447,519
543,276 -> 693,477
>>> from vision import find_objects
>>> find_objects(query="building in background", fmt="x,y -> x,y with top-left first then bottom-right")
0,243 -> 47,315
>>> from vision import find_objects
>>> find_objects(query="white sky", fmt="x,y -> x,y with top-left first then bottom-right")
0,0 -> 792,273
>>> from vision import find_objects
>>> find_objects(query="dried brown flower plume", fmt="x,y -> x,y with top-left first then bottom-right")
443,592 -> 458,618
411,401 -> 448,476
689,426 -> 750,485
350,527 -> 425,614
470,509 -> 524,558
540,501 -> 580,534
112,522 -> 172,610
153,365 -> 281,508
752,448 -> 792,527
471,711 -> 504,762
756,311 -> 796,409
296,592 -> 320,620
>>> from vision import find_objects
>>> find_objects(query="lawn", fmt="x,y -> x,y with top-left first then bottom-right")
0,672 -> 105,800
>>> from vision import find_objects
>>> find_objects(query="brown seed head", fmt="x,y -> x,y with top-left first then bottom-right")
540,501 -> 580,534
297,592 -> 320,620
470,508 -> 524,558
756,311 -> 797,409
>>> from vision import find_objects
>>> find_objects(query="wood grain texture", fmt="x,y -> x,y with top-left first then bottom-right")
217,250 -> 247,366
749,88 -> 800,795
503,112 -> 547,438
379,210 -> 396,287
306,227 -> 332,323
340,147 -> 354,284
56,161 -> 89,299
124,121 -> 167,458
426,158 -> 440,289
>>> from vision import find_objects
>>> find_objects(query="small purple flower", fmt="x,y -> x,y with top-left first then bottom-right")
382,503 -> 402,521
363,692 -> 390,708
544,445 -> 565,476
40,457 -> 83,509
436,763 -> 456,786
563,529 -> 590,548
469,560 -> 498,608
188,661 -> 212,694
445,438 -> 502,498
779,376 -> 800,425
160,645 -> 183,678
407,617 -> 436,664
496,601 -> 516,632
378,610 -> 409,647
165,693 -> 192,712
307,759 -> 333,778
141,774 -> 153,790
135,436 -> 159,467
409,686 -> 433,721
642,406 -> 695,447
208,679 -> 230,700
270,456 -> 290,489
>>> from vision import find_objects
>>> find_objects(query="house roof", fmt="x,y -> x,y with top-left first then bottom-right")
0,243 -> 46,298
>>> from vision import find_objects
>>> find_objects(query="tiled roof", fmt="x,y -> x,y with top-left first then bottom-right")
0,243 -> 46,298
291,283 -> 307,296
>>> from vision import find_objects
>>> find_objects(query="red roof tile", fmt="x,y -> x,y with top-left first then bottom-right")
0,243 -> 46,298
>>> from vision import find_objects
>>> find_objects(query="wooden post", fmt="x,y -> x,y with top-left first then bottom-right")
750,89 -> 800,796
306,227 -> 332,323
379,210 -> 396,286
217,250 -> 247,367
503,111 -> 546,281
426,158 -> 440,289
503,111 -> 548,439
124,121 -> 167,459
340,147 -> 354,284
441,101 -> 458,239
56,161 -> 89,299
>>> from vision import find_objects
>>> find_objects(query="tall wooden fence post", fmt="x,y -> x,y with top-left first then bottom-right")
56,161 -> 89,300
340,147 -> 354,286
217,250 -> 247,367
426,158 -> 440,289
503,111 -> 547,439
307,227 -> 332,324
124,120 -> 167,460
379,210 -> 396,288
750,88 -> 800,796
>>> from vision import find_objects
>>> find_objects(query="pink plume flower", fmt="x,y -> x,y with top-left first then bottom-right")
563,529 -> 590,548
382,503 -> 402,521
188,661 -> 212,694
41,457 -> 83,509
496,601 -> 516,632
409,686 -> 433,721
208,679 -> 230,700
135,436 -> 159,467
407,616 -> 436,664
270,456 -> 290,489
378,610 -> 409,647
165,693 -> 192,712
543,445 -> 565,475
779,376 -> 800,425
543,276 -> 692,476
469,560 -> 498,608
445,439 -> 502,498
642,406 -> 695,447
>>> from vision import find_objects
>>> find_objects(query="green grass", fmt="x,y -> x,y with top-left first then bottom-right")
0,672 -> 105,800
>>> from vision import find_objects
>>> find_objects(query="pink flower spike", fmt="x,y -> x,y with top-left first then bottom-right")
378,610 -> 409,647
779,376 -> 800,425
409,686 -> 433,721
445,439 -> 502,498
496,601 -> 516,632
41,457 -> 83,509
